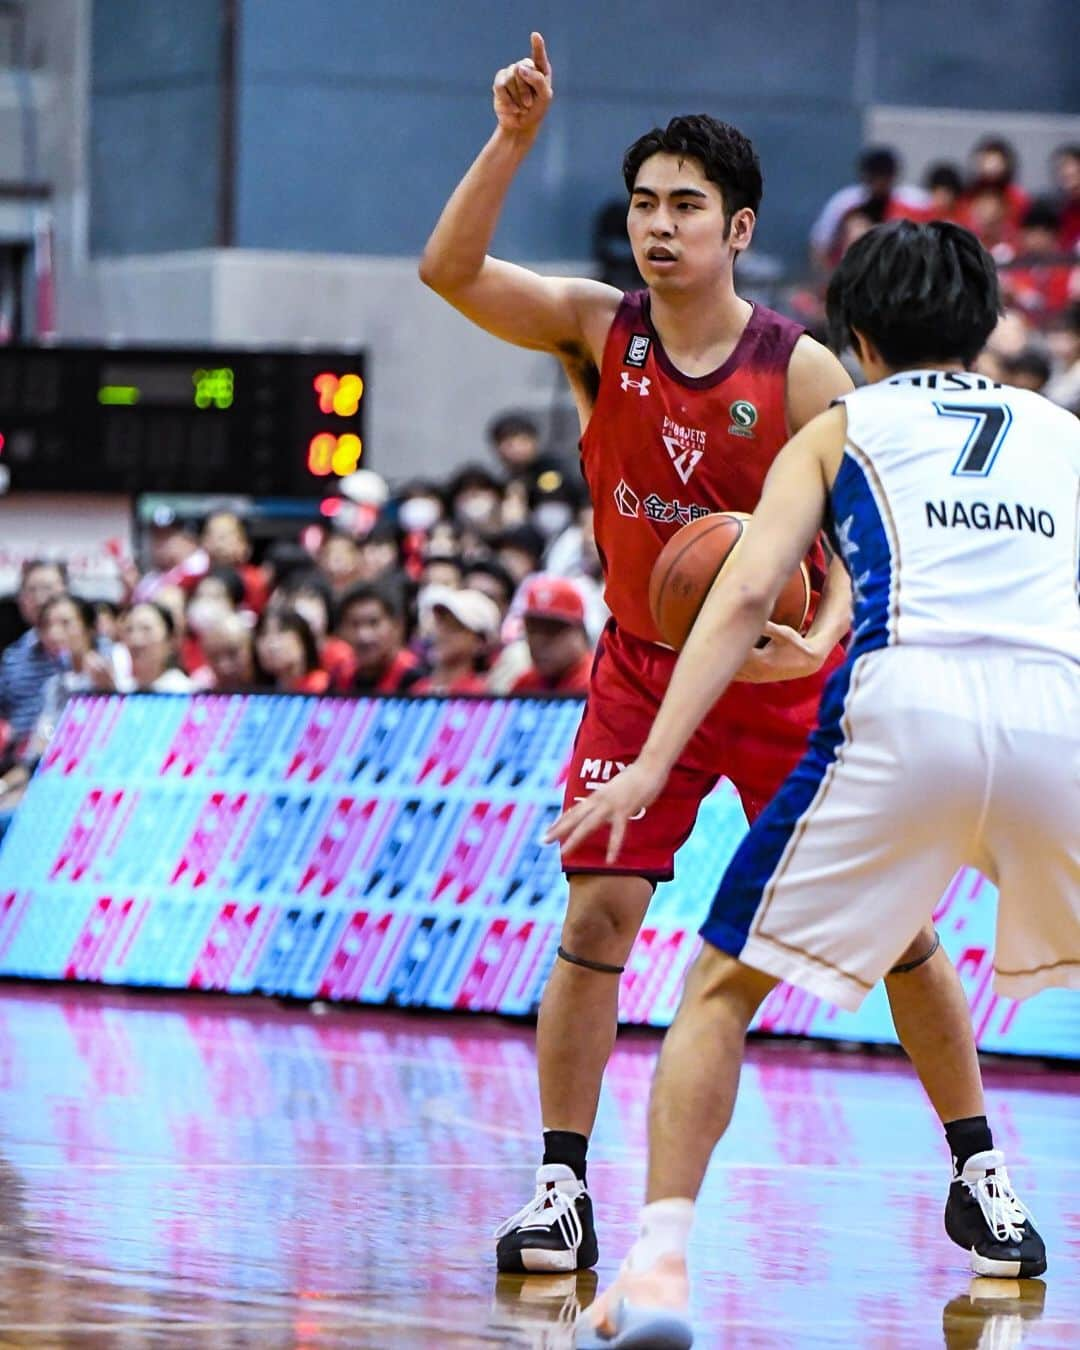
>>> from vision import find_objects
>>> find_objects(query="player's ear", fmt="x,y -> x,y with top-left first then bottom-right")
727,207 -> 756,253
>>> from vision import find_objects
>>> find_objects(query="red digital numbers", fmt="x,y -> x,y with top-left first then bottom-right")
313,371 -> 364,417
307,432 -> 362,477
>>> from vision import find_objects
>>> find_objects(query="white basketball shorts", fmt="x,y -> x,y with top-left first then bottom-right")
700,645 -> 1080,1010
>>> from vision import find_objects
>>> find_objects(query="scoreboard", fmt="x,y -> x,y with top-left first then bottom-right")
0,345 -> 367,497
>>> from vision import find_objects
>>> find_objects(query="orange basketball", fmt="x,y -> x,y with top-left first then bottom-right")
648,511 -> 811,651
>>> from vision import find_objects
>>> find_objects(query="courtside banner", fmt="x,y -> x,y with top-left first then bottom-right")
0,694 -> 1074,1058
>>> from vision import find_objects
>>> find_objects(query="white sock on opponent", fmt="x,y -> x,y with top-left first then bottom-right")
625,1198 -> 695,1272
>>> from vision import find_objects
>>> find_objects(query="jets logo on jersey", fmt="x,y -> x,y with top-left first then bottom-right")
728,400 -> 758,438
662,415 -> 706,485
623,334 -> 651,368
620,372 -> 651,396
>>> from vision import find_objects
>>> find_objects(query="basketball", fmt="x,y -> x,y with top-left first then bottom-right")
648,512 -> 811,650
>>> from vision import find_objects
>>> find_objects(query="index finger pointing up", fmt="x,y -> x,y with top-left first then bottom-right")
530,31 -> 551,77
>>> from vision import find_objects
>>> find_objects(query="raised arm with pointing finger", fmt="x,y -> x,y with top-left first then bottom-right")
418,33 -> 619,387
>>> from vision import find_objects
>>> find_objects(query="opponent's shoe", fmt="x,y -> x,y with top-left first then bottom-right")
573,1253 -> 692,1349
495,1164 -> 599,1274
944,1150 -> 1047,1278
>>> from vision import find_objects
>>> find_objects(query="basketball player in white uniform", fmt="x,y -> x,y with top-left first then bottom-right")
549,219 -> 1079,1349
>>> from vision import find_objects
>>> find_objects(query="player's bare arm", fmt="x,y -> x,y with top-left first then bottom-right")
548,405 -> 847,861
735,336 -> 854,682
418,32 -> 620,368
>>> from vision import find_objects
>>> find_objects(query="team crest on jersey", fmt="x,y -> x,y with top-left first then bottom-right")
661,415 -> 706,485
623,334 -> 651,368
613,479 -> 640,518
728,399 -> 758,438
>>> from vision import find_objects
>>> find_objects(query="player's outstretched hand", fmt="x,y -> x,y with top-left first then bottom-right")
545,760 -> 666,864
734,622 -> 830,683
493,32 -> 553,137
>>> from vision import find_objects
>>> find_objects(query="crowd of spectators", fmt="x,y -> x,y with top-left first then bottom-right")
2,134 -> 1078,827
803,137 -> 1080,414
0,412 -> 605,823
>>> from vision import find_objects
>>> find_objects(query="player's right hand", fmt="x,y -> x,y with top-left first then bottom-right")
493,32 -> 552,136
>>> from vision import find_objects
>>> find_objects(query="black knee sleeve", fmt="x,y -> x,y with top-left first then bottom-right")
888,928 -> 941,975
557,945 -> 625,975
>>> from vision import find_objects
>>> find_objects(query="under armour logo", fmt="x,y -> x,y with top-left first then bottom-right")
662,435 -> 702,485
613,479 -> 640,518
620,372 -> 651,396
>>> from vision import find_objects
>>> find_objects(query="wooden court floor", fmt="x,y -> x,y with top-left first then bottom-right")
0,986 -> 1075,1347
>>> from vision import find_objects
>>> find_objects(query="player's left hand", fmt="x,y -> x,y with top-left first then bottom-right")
545,760 -> 667,864
734,622 -> 830,683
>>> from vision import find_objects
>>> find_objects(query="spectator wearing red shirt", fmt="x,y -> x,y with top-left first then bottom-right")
200,511 -> 270,614
273,571 -> 356,690
965,136 -> 1030,230
336,582 -> 422,695
510,576 -> 593,697
1051,144 -> 1080,251
253,609 -> 330,694
412,587 -> 500,695
1003,200 -> 1077,325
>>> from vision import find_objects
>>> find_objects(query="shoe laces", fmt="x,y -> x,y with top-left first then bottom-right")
494,1178 -> 584,1250
967,1168 -> 1036,1244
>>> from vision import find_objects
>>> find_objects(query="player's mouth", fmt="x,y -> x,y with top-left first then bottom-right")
646,246 -> 678,264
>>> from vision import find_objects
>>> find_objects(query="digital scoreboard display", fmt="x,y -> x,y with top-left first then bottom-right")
0,345 -> 367,496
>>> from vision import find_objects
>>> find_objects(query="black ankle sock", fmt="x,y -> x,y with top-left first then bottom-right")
945,1115 -> 994,1172
543,1130 -> 588,1182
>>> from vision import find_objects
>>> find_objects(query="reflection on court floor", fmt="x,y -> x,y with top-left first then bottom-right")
0,986 -> 1075,1346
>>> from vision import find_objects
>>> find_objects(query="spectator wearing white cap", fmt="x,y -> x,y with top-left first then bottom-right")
412,586 -> 500,695
509,576 -> 593,696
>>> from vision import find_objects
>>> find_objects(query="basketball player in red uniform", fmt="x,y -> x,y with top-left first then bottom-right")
421,32 -> 1036,1279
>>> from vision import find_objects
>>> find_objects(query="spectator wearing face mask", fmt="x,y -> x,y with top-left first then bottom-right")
510,577 -> 593,696
487,411 -> 582,525
446,464 -> 505,538
412,587 -> 500,695
336,582 -> 423,695
395,480 -> 447,578
529,471 -> 584,547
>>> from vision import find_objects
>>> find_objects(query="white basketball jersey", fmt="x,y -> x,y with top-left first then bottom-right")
833,371 -> 1080,663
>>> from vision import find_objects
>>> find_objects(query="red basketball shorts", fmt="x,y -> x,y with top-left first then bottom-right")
561,620 -> 845,881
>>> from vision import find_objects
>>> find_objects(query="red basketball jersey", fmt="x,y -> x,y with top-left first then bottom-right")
582,291 -> 827,644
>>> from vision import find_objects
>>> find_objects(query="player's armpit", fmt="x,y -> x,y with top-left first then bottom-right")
432,258 -> 621,356
785,334 -> 854,433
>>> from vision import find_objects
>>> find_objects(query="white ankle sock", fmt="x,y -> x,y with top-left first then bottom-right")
626,1198 -> 695,1271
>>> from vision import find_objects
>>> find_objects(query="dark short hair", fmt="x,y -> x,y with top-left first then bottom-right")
39,593 -> 96,634
1002,346 -> 1052,386
19,558 -> 68,589
974,136 -> 1018,172
336,579 -> 404,625
446,463 -> 503,499
127,600 -> 176,640
622,115 -> 763,222
463,557 -> 516,605
858,146 -> 899,180
254,606 -> 320,674
1053,143 -> 1080,164
488,412 -> 539,445
924,162 -> 964,196
1020,198 -> 1061,234
826,220 -> 1001,369
196,565 -> 246,609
